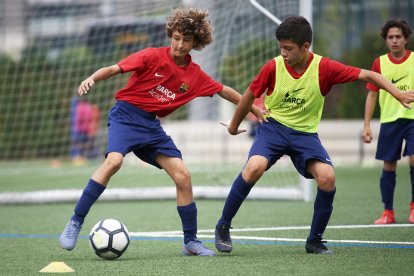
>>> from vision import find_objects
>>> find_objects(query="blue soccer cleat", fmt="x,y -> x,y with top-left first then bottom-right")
182,239 -> 216,256
59,220 -> 82,251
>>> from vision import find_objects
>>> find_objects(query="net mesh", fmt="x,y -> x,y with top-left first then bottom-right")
0,0 -> 311,201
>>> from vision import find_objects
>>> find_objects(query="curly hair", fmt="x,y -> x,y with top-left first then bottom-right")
165,7 -> 213,50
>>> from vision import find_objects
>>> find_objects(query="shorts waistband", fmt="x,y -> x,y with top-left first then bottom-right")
116,101 -> 156,120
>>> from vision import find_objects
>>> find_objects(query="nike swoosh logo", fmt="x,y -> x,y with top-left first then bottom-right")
155,72 -> 164,77
217,242 -> 232,248
184,248 -> 197,255
284,88 -> 304,98
391,75 -> 407,84
292,88 -> 304,93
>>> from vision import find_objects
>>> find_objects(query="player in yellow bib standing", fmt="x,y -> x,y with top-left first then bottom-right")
362,18 -> 414,225
214,16 -> 414,255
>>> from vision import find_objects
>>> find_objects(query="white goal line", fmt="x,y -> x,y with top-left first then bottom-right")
130,224 -> 414,245
131,223 -> 414,235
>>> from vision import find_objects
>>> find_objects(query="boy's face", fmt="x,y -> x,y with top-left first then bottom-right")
385,27 -> 408,54
170,30 -> 195,59
278,39 -> 310,68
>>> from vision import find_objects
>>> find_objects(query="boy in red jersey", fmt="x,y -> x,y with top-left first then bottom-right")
362,18 -> 414,225
215,16 -> 414,255
59,7 -> 264,256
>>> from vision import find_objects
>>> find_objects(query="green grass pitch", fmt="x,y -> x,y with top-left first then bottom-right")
0,163 -> 413,275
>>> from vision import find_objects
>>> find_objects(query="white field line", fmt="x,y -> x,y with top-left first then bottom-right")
130,223 -> 414,245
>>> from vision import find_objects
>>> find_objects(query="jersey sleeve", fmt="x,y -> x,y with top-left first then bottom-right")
249,59 -> 276,98
365,57 -> 381,92
319,58 -> 361,95
197,70 -> 224,97
117,48 -> 155,73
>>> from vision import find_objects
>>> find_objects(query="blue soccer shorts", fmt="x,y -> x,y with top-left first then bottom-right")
376,118 -> 414,162
106,101 -> 182,168
248,118 -> 333,179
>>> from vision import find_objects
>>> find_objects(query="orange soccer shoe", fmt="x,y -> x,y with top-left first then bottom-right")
409,202 -> 414,224
374,210 -> 395,225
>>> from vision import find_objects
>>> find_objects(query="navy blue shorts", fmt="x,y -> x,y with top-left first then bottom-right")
106,101 -> 182,168
248,118 -> 333,179
376,118 -> 414,162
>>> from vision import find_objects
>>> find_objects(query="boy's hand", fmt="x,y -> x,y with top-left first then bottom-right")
361,127 -> 372,143
78,78 -> 95,95
398,90 -> 414,109
220,122 -> 246,135
251,106 -> 269,124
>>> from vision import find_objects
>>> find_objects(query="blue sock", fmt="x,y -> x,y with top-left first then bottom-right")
307,187 -> 336,242
217,173 -> 254,226
380,170 -> 396,210
177,202 -> 197,244
410,166 -> 414,202
72,179 -> 106,224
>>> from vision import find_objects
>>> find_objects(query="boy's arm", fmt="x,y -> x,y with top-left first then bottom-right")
217,85 -> 240,105
78,64 -> 122,95
224,88 -> 256,135
358,69 -> 414,108
218,85 -> 266,125
361,90 -> 378,143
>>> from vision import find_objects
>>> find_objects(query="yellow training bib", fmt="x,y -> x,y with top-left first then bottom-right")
265,54 -> 324,133
378,53 -> 414,123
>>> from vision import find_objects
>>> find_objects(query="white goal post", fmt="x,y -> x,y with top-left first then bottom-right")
250,0 -> 282,24
0,183 -> 312,204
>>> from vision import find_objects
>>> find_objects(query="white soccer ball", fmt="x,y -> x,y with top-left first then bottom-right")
89,219 -> 130,260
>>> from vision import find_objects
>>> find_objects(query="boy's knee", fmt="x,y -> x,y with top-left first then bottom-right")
104,154 -> 123,173
173,168 -> 191,186
316,173 -> 336,191
242,165 -> 266,184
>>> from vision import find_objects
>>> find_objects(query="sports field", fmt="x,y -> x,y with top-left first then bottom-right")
1,163 -> 413,275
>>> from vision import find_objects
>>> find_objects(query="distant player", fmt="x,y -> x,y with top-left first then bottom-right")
59,7 -> 264,256
71,98 -> 99,164
215,16 -> 414,255
362,18 -> 414,224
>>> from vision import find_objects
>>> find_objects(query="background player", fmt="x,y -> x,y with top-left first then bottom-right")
70,97 -> 100,165
59,7 -> 264,257
362,18 -> 414,224
215,16 -> 414,255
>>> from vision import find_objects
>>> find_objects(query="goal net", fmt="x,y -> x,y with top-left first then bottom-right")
0,0 -> 313,203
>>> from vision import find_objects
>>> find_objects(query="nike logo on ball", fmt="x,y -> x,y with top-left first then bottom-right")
155,72 -> 164,77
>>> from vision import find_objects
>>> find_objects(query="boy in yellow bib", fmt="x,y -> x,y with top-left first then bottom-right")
362,18 -> 414,225
215,16 -> 414,255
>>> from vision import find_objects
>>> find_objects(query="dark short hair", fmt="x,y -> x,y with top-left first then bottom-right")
275,16 -> 312,46
381,17 -> 412,40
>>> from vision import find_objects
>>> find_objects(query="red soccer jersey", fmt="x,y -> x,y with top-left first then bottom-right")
249,52 -> 361,98
366,50 -> 412,92
115,46 -> 223,117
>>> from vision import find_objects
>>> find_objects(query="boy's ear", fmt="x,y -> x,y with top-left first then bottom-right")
302,42 -> 311,50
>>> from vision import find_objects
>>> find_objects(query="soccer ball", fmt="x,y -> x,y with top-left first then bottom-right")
89,219 -> 130,260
